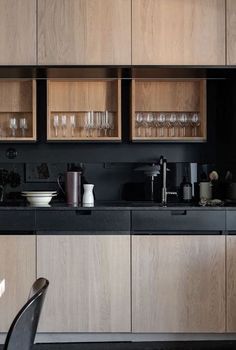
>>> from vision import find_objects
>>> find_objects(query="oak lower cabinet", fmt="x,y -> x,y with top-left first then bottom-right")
0,0 -> 36,65
38,0 -> 131,65
132,235 -> 225,333
37,234 -> 131,332
0,235 -> 36,332
227,0 -> 236,65
132,0 -> 225,65
226,235 -> 236,332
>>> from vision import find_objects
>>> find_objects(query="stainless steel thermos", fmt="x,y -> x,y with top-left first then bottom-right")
58,171 -> 82,206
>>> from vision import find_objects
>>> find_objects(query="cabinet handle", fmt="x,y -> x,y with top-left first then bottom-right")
75,210 -> 92,215
171,210 -> 187,216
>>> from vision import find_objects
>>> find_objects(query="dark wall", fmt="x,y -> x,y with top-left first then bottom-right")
0,77 -> 230,164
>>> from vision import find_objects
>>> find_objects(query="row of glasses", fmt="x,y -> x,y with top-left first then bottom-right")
135,112 -> 201,137
53,111 -> 115,138
84,111 -> 115,137
8,117 -> 28,137
53,115 -> 76,137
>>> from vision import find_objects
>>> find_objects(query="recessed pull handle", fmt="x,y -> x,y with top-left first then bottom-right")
75,210 -> 92,215
171,210 -> 187,216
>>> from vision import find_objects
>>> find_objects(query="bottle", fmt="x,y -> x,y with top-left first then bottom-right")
183,177 -> 192,202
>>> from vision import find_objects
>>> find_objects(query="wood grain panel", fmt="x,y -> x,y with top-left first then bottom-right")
227,0 -> 236,65
0,235 -> 36,332
227,236 -> 236,331
0,81 -> 33,112
132,235 -> 225,333
37,235 -> 131,332
48,80 -> 118,112
132,0 -> 225,65
0,0 -> 36,65
135,81 -> 200,112
38,0 -> 131,65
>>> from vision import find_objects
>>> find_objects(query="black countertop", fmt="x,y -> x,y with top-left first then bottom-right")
0,200 -> 231,210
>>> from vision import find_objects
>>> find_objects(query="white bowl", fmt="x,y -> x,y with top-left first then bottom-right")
25,195 -> 54,206
22,191 -> 57,196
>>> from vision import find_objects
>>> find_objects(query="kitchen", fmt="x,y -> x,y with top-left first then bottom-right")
0,1 -> 236,350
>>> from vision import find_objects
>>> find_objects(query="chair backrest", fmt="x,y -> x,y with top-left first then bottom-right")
3,277 -> 49,350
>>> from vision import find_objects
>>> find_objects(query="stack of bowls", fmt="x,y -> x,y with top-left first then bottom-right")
21,191 -> 57,206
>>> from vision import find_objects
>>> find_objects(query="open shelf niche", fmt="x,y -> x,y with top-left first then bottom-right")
47,79 -> 121,141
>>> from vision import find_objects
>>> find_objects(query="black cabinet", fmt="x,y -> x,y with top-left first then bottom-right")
36,210 -> 130,232
132,209 -> 225,232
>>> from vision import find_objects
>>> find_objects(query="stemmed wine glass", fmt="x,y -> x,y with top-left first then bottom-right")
169,113 -> 177,137
178,113 -> 188,137
19,117 -> 28,137
157,113 -> 166,137
9,117 -> 18,137
53,115 -> 59,137
191,113 -> 200,136
146,113 -> 154,137
70,115 -> 76,137
95,112 -> 102,136
61,115 -> 67,137
136,113 -> 143,137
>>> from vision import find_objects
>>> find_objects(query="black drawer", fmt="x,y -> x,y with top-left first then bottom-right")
36,210 -> 130,231
226,210 -> 236,231
132,210 -> 225,232
0,210 -> 35,231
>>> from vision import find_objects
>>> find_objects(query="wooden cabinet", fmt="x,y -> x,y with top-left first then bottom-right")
0,80 -> 36,141
38,0 -> 131,65
37,235 -> 131,332
0,235 -> 36,332
131,79 -> 207,141
226,236 -> 236,331
0,0 -> 36,65
132,0 -> 225,65
227,0 -> 236,65
132,235 -> 225,333
47,79 -> 121,141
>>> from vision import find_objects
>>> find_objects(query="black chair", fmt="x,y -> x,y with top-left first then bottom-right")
3,277 -> 49,350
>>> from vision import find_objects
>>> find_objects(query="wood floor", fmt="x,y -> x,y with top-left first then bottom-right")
17,342 -> 236,349
1,342 -> 236,349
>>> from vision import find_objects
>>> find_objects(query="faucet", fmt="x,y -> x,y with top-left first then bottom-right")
159,156 -> 178,206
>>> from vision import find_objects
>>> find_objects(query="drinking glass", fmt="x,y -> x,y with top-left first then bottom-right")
9,117 -> 17,137
178,113 -> 188,137
146,113 -> 154,137
157,113 -> 166,137
61,115 -> 67,137
191,113 -> 200,136
169,113 -> 177,137
19,117 -> 28,137
102,111 -> 110,137
70,115 -> 76,137
53,115 -> 59,137
136,113 -> 143,137
95,112 -> 102,136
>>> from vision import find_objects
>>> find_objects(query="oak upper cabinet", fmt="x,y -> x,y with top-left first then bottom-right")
132,0 -> 225,65
0,0 -> 36,65
132,235 -> 225,333
226,0 -> 236,65
38,0 -> 131,65
37,235 -> 131,332
0,235 -> 36,332
226,236 -> 236,331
